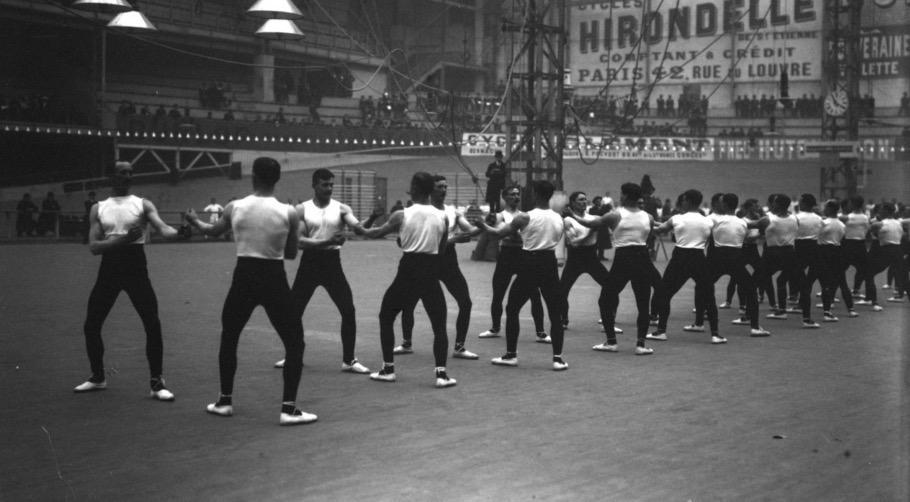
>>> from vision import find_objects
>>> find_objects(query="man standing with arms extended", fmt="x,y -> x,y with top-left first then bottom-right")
273,168 -> 370,374
186,157 -> 316,425
485,150 -> 507,214
75,161 -> 180,400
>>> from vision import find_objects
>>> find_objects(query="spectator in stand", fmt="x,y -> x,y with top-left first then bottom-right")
900,92 -> 910,117
223,109 -> 234,121
168,104 -> 182,120
16,193 -> 38,237
485,150 -> 508,214
665,95 -> 674,117
37,191 -> 61,236
117,100 -> 136,117
140,105 -> 150,116
277,107 -> 286,124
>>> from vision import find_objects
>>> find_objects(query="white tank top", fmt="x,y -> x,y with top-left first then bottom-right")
670,212 -> 712,249
443,204 -> 459,233
612,207 -> 650,247
231,195 -> 291,260
795,211 -> 823,240
843,213 -> 870,240
710,214 -> 747,248
98,195 -> 147,244
300,199 -> 353,251
878,219 -> 903,245
399,203 -> 447,254
499,209 -> 523,247
520,208 -> 564,251
817,217 -> 845,246
765,213 -> 798,247
564,212 -> 597,247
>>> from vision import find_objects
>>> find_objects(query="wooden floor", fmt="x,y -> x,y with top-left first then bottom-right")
1,241 -> 907,501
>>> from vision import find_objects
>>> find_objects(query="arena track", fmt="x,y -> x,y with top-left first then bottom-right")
1,240 -> 907,501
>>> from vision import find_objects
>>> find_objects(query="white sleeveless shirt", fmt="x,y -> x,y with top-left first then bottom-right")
795,211 -> 823,240
98,195 -> 147,244
231,195 -> 291,260
299,199 -> 355,251
399,203 -> 447,254
710,214 -> 747,248
878,219 -> 903,245
612,207 -> 650,247
564,211 -> 597,247
818,217 -> 845,246
669,212 -> 712,249
843,213 -> 870,240
499,209 -> 523,247
765,213 -> 798,247
520,208 -> 564,251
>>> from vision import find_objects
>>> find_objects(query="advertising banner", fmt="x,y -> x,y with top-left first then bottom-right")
859,0 -> 910,79
569,0 -> 823,86
461,133 -> 901,162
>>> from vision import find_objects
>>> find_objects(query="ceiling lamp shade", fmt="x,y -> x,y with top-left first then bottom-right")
107,10 -> 157,30
72,0 -> 133,13
255,19 -> 305,40
246,0 -> 303,20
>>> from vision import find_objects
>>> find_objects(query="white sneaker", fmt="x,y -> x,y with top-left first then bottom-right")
341,359 -> 371,374
750,327 -> 771,337
150,379 -> 175,401
846,310 -> 859,318
592,343 -> 618,352
452,347 -> 479,360
274,359 -> 285,369
478,329 -> 500,338
393,344 -> 413,355
766,312 -> 788,320
802,320 -> 821,329
718,302 -> 731,309
435,371 -> 457,388
74,379 -> 106,393
491,355 -> 518,366
822,313 -> 839,322
683,324 -> 705,332
711,335 -> 728,344
645,332 -> 667,341
280,409 -> 318,425
206,403 -> 233,417
370,367 -> 397,382
887,296 -> 906,303
552,357 -> 568,371
535,332 -> 552,344
872,304 -> 883,312
634,346 -> 654,356
731,317 -> 751,325
855,299 -> 873,306
613,327 -> 623,334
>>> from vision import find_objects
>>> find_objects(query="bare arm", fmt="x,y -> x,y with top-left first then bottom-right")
356,210 -> 404,238
186,202 -> 233,237
285,207 -> 299,260
475,212 -> 527,237
87,204 -> 144,255
570,210 -> 618,229
653,216 -> 673,234
143,199 -> 179,240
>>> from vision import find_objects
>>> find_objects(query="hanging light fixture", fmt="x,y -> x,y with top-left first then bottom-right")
246,0 -> 303,19
72,0 -> 133,14
107,10 -> 158,30
254,19 -> 305,40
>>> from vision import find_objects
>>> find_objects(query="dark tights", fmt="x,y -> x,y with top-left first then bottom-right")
83,246 -> 163,379
600,246 -> 664,346
292,249 -> 357,363
220,258 -> 304,403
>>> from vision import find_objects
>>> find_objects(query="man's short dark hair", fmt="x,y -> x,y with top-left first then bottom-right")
410,171 -> 435,197
799,193 -> 816,209
682,189 -> 703,208
253,157 -> 281,186
312,168 -> 334,186
532,180 -> 555,201
621,183 -> 642,202
494,150 -> 503,158
722,193 -> 739,213
569,191 -> 586,203
432,174 -> 447,183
